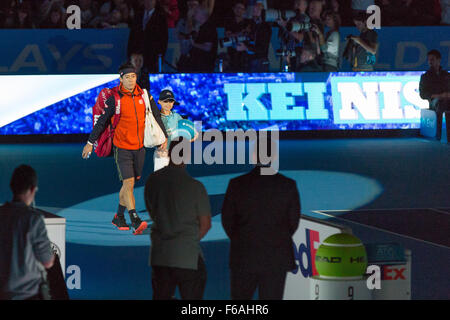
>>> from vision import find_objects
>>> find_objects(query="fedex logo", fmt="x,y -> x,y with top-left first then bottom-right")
291,229 -> 320,278
381,265 -> 407,281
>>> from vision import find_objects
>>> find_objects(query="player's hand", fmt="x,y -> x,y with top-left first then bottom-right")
158,138 -> 168,151
190,131 -> 199,142
82,143 -> 93,159
351,36 -> 361,44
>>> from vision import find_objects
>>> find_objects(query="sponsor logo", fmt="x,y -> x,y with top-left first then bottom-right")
50,242 -> 61,258
291,229 -> 320,278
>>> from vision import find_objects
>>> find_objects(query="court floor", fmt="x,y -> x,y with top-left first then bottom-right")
0,137 -> 448,299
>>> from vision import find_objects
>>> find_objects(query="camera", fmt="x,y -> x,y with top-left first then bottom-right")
219,36 -> 249,48
276,48 -> 296,57
287,21 -> 311,32
265,9 -> 296,22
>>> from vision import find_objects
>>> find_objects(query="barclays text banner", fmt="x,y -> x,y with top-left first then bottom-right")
0,29 -> 129,75
1,27 -> 449,75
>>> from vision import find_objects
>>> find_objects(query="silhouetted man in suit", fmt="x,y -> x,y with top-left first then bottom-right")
221,136 -> 301,300
128,0 -> 169,73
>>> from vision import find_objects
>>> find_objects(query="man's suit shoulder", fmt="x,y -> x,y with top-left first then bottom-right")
230,170 -> 296,184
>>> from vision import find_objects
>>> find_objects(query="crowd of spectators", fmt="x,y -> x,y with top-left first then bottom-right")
0,0 -> 449,73
1,0 -> 448,30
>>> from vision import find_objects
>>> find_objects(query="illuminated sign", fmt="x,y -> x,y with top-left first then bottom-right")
331,75 -> 428,124
0,72 -> 429,135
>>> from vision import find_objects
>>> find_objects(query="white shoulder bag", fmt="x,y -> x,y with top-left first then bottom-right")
142,89 -> 166,148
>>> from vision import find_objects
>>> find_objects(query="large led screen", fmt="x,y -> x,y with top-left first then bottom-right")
0,72 -> 429,135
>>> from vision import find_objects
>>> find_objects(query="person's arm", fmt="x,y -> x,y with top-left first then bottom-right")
192,41 -> 213,52
31,214 -> 55,269
419,74 -> 432,101
287,180 -> 301,236
42,255 -> 55,269
149,94 -> 168,139
144,177 -> 155,221
197,183 -> 212,240
431,92 -> 450,99
311,24 -> 325,46
206,0 -> 215,16
324,31 -> 339,56
82,95 -> 116,158
351,33 -> 378,55
198,215 -> 211,240
290,31 -> 304,42
221,180 -> 237,239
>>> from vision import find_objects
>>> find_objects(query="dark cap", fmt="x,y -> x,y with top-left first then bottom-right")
159,89 -> 180,105
118,62 -> 136,77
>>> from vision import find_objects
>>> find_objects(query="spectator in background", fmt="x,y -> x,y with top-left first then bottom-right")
305,0 -> 325,57
224,1 -> 252,72
130,52 -> 150,91
236,2 -> 272,72
39,0 -> 65,27
93,0 -> 134,28
175,0 -> 200,71
99,0 -> 124,16
15,1 -> 35,28
2,6 -> 18,28
277,0 -> 310,72
308,0 -> 324,31
79,0 -> 95,28
101,8 -> 129,28
187,6 -> 218,72
313,11 -> 340,71
442,0 -> 450,25
347,12 -> 378,71
40,4 -> 66,28
118,1 -> 134,26
200,0 -> 215,15
277,0 -> 311,48
0,165 -> 55,300
296,45 -> 322,71
161,0 -> 180,28
419,49 -> 450,142
128,0 -> 168,73
324,0 -> 340,15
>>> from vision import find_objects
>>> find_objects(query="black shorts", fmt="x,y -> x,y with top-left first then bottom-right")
114,147 -> 146,181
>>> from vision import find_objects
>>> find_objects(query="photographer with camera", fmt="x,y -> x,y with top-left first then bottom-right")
223,2 -> 252,72
343,12 -> 378,71
274,0 -> 311,71
234,2 -> 272,72
311,11 -> 341,72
